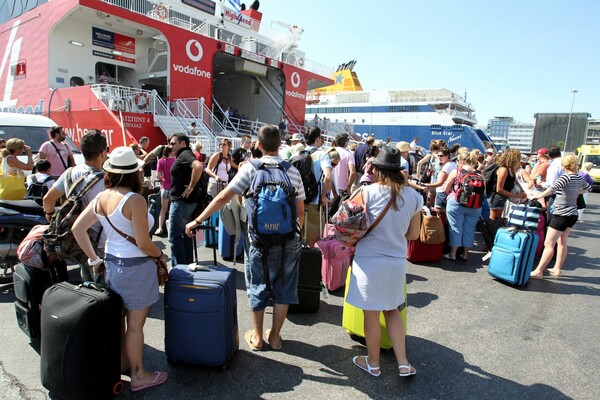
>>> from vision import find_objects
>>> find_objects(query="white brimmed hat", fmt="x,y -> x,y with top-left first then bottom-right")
290,133 -> 304,142
103,146 -> 144,174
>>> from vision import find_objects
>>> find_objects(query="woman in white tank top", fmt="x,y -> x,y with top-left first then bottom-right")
72,147 -> 168,392
206,138 -> 232,198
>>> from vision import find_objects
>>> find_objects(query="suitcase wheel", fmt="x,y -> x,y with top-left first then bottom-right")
113,380 -> 124,395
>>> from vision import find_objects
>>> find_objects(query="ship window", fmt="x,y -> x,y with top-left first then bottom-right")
362,119 -> 365,123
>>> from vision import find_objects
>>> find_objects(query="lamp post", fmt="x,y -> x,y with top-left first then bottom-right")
565,89 -> 578,152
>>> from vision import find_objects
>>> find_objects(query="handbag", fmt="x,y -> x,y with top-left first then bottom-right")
0,157 -> 26,200
331,188 -> 393,247
99,201 -> 169,286
507,202 -> 542,231
419,207 -> 445,245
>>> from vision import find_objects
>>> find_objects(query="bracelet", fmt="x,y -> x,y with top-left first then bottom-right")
153,251 -> 164,260
87,257 -> 103,266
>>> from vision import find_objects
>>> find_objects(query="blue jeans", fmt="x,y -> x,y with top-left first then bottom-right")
244,235 -> 301,311
446,196 -> 482,247
168,199 -> 197,267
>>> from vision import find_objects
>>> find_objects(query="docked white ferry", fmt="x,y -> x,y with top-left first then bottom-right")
305,63 -> 495,151
0,0 -> 332,152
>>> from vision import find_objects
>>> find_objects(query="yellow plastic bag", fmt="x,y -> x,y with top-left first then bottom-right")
0,160 -> 26,200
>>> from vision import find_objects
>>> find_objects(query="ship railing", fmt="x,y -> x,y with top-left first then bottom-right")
174,99 -> 217,140
91,84 -> 156,113
100,0 -> 333,77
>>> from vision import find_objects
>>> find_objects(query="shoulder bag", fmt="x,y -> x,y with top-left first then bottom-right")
331,188 -> 393,247
419,207 -> 445,245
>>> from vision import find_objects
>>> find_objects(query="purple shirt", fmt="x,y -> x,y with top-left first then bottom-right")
579,171 -> 594,187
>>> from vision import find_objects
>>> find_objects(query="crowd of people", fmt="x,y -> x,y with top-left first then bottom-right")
0,123 -> 593,388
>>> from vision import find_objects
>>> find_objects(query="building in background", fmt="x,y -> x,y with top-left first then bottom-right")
585,119 -> 600,145
532,113 -> 590,153
488,117 -> 534,152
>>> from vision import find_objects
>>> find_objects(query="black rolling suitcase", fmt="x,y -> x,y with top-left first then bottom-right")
13,260 -> 68,342
289,212 -> 322,313
40,282 -> 124,399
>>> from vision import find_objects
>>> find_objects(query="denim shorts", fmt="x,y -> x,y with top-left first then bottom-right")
104,254 -> 159,311
245,236 -> 301,311
488,192 -> 508,210
161,189 -> 170,199
434,191 -> 448,209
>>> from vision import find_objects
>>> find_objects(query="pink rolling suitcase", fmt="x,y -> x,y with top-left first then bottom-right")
314,237 -> 354,292
535,212 -> 546,258
315,204 -> 353,292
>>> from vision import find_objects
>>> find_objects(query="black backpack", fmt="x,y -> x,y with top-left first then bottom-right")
482,164 -> 500,196
25,175 -> 53,205
43,169 -> 104,264
290,148 -> 319,203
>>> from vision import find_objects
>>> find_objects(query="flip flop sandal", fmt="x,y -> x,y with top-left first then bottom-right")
130,371 -> 168,392
398,364 -> 417,377
265,329 -> 283,351
353,356 -> 381,377
244,330 -> 263,351
547,269 -> 561,277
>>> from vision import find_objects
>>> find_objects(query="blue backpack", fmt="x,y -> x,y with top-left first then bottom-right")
245,160 -> 298,242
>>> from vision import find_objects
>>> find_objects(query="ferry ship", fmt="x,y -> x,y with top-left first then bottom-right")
305,63 -> 495,151
0,0 -> 332,153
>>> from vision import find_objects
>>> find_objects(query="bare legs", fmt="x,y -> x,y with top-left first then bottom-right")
248,303 -> 288,349
531,227 -> 570,277
157,197 -> 170,234
126,307 -> 166,387
356,308 -> 415,376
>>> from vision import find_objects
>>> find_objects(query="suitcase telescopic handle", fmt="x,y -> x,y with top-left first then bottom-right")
79,282 -> 105,292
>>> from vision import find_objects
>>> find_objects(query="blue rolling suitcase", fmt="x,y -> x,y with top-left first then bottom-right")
164,236 -> 238,368
218,217 -> 243,261
488,228 -> 539,287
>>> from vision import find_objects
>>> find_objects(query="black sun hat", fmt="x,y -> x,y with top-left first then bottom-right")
371,146 -> 404,171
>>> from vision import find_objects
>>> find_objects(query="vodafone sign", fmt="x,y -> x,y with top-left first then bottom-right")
172,39 -> 211,79
186,39 -> 203,62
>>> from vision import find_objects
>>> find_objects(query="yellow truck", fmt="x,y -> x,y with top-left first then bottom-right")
577,145 -> 600,191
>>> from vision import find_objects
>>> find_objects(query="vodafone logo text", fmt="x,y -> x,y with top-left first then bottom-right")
172,64 -> 211,78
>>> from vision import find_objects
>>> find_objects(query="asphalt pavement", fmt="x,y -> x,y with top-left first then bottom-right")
1,195 -> 599,399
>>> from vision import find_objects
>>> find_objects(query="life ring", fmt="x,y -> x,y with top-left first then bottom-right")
156,4 -> 168,20
134,93 -> 149,110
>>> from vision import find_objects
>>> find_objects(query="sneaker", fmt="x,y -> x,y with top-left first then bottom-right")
154,229 -> 163,236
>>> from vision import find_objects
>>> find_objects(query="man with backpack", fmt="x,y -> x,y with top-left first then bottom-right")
42,130 -> 107,281
38,126 -> 76,179
184,125 -> 306,352
297,126 -> 333,246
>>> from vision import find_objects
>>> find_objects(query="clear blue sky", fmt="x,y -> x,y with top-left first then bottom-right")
261,0 -> 599,125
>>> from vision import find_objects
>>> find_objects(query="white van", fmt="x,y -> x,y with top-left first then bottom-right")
0,113 -> 83,168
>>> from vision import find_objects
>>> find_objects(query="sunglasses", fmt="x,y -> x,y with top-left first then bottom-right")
169,141 -> 178,146
331,162 -> 339,167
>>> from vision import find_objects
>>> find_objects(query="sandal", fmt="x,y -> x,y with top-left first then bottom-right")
530,272 -> 543,279
547,269 -> 561,277
352,356 -> 381,377
443,254 -> 456,261
265,329 -> 283,351
244,330 -> 264,351
398,364 -> 417,377
130,371 -> 168,392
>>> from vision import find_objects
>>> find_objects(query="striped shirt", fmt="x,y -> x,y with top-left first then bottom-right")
228,155 -> 306,201
551,173 -> 591,216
